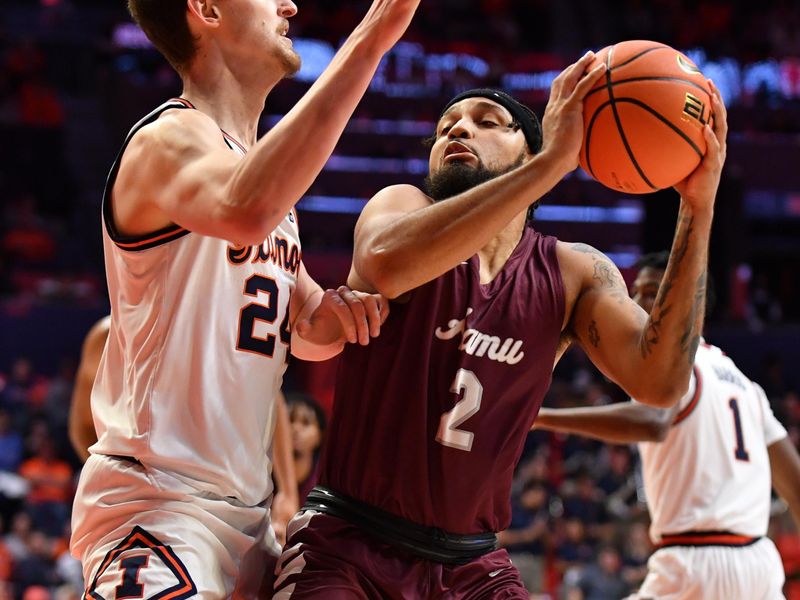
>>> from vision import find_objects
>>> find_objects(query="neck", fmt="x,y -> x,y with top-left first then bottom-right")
181,57 -> 283,148
294,452 -> 315,484
477,213 -> 528,283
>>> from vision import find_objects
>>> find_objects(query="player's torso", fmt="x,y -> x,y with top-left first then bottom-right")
641,343 -> 773,539
321,228 -> 565,534
91,100 -> 301,505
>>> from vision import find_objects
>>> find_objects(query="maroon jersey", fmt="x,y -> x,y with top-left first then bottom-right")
320,227 -> 565,534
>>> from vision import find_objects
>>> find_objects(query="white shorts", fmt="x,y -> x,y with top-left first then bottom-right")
628,537 -> 785,600
71,454 -> 280,599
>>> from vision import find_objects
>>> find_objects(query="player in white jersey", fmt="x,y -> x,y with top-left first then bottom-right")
535,251 -> 800,599
70,0 -> 420,597
68,316 -> 300,544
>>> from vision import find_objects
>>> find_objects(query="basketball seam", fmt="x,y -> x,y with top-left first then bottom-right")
604,44 -> 658,191
612,98 -> 704,159
585,76 -> 710,100
609,44 -> 670,72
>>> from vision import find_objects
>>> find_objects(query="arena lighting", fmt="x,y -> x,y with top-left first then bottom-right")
297,196 -> 644,226
112,22 -> 799,103
261,115 -> 436,136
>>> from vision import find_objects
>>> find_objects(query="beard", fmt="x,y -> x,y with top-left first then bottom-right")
424,153 -> 525,201
278,44 -> 301,77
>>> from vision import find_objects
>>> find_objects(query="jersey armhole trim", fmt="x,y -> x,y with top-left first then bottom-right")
672,365 -> 702,426
103,99 -> 199,253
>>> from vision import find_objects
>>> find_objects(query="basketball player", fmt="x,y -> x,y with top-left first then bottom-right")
70,0 -> 417,597
534,251 -> 800,600
273,53 -> 728,598
68,317 -> 300,544
69,316 -> 109,462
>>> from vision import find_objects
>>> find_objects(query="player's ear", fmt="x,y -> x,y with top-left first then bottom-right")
188,0 -> 222,27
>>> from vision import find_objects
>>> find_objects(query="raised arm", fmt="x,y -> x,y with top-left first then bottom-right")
69,316 -> 110,461
563,83 -> 727,407
349,53 -> 607,298
115,0 -> 420,246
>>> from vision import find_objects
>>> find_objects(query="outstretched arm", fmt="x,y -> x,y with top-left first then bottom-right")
769,438 -> 800,530
69,316 -> 110,461
116,0 -> 420,245
563,83 -> 727,407
348,53 -> 607,298
535,401 -> 679,444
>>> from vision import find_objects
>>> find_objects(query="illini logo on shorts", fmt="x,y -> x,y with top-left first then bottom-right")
85,526 -> 197,600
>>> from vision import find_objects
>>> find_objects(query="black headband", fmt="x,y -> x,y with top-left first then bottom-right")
439,88 -> 543,154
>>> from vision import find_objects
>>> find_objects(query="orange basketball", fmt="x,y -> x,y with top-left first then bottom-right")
579,40 -> 714,194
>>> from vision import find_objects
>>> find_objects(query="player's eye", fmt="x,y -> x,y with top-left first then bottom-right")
481,120 -> 499,127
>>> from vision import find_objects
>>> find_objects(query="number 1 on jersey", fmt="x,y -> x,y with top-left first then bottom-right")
437,369 -> 483,452
728,397 -> 750,462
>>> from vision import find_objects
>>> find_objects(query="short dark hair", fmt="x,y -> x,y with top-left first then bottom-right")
635,251 -> 669,271
286,393 -> 327,436
128,0 -> 197,71
636,250 -> 716,316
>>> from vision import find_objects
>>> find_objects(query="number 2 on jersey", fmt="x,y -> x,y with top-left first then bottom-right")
436,369 -> 483,452
728,397 -> 750,461
237,274 -> 291,358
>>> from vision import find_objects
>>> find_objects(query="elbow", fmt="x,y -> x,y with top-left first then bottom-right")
633,374 -> 690,410
223,207 -> 282,246
357,246 -> 408,300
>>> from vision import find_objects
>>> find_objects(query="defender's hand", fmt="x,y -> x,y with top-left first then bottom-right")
295,287 -> 389,347
357,0 -> 421,57
540,51 -> 607,174
673,80 -> 728,213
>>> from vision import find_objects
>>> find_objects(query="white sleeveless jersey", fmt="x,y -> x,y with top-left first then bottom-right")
638,342 -> 787,542
90,99 -> 301,506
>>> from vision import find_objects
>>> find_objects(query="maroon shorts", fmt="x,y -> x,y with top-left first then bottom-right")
272,511 -> 528,599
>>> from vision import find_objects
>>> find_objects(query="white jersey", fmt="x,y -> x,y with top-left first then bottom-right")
638,342 -> 787,542
89,99 -> 300,506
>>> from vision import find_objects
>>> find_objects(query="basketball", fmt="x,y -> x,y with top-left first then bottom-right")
579,40 -> 714,194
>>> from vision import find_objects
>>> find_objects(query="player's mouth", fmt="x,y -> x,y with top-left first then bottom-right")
443,141 -> 477,164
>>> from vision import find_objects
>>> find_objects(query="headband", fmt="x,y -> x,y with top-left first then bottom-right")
439,88 -> 543,153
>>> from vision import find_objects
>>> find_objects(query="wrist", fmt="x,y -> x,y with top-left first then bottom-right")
679,197 -> 715,224
531,148 -> 574,183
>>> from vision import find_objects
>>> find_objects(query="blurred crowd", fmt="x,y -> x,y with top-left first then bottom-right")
1,1 -> 800,597
1,348 -> 799,599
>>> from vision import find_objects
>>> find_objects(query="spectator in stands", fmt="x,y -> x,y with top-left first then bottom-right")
497,479 -> 550,595
0,410 -> 23,473
565,545 -> 630,600
287,392 -> 327,505
18,438 -> 72,537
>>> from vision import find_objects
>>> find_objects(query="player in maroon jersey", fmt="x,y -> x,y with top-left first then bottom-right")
273,51 -> 728,599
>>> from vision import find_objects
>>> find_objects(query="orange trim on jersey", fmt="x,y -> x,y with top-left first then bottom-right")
672,365 -> 702,426
222,130 -> 248,154
171,97 -> 195,108
85,526 -> 195,600
659,531 -> 759,548
113,227 -> 189,250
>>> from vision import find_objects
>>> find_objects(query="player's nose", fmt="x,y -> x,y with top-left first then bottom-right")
448,118 -> 474,140
278,0 -> 298,18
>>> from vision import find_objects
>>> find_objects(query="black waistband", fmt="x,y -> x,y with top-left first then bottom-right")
303,486 -> 497,565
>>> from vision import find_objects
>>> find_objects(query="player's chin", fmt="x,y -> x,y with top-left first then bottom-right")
280,49 -> 302,77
